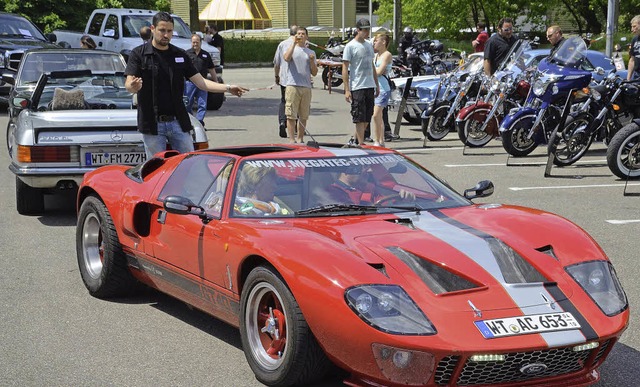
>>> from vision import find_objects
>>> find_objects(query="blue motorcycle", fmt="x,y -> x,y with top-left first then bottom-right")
499,36 -> 593,157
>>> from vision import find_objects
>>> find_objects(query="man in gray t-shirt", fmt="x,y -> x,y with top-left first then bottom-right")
283,27 -> 318,143
343,18 -> 378,145
273,25 -> 298,137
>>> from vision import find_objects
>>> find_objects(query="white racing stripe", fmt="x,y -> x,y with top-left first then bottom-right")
510,183 -> 640,191
404,211 -> 586,347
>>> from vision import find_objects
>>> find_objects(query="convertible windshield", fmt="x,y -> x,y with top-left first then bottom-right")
231,153 -> 470,218
18,51 -> 126,86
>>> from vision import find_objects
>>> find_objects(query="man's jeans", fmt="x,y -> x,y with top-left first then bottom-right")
185,81 -> 208,123
142,120 -> 194,159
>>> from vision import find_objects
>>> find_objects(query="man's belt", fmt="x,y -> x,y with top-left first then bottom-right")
157,115 -> 176,122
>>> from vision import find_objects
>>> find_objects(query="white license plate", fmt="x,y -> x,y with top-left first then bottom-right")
83,150 -> 147,166
474,312 -> 581,339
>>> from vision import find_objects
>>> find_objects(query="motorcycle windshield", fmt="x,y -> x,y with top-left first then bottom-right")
498,39 -> 532,74
549,36 -> 588,68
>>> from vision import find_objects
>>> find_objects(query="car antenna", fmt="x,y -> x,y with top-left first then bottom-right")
300,121 -> 320,148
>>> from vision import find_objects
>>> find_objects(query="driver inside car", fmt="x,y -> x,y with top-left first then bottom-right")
234,165 -> 292,216
323,164 -> 416,205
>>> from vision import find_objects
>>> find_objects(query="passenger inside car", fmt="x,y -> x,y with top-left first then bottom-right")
234,164 -> 293,216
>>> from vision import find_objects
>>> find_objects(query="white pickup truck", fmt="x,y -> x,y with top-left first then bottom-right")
53,8 -> 225,109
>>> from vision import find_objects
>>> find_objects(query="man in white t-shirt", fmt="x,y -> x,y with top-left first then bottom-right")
342,18 -> 379,145
283,27 -> 318,143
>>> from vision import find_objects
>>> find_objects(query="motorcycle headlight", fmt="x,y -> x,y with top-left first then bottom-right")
591,89 -> 601,101
566,261 -> 628,316
448,77 -> 459,89
345,285 -> 436,335
533,79 -> 551,96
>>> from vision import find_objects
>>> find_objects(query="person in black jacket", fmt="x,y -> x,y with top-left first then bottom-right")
483,17 -> 517,75
546,25 -> 565,58
125,12 -> 247,158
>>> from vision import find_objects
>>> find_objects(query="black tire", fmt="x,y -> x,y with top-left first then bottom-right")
402,112 -> 422,125
207,92 -> 224,110
502,114 -> 540,157
422,104 -> 452,140
321,67 -> 343,87
456,107 -> 495,147
76,195 -> 137,298
548,113 -> 594,166
15,177 -> 44,215
606,122 -> 640,179
240,265 -> 331,386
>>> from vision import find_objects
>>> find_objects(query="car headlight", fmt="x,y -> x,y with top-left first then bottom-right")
345,285 -> 436,335
566,261 -> 628,316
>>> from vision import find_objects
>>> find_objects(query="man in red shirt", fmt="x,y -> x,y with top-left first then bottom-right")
472,22 -> 489,53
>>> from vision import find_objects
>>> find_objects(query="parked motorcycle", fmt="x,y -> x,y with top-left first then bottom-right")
404,39 -> 450,76
607,119 -> 640,178
548,74 -> 640,166
420,54 -> 485,141
455,39 -> 533,147
499,36 -> 593,157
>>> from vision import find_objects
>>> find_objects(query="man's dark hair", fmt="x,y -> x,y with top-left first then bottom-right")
477,22 -> 485,29
153,11 -> 174,27
498,17 -> 514,29
210,24 -> 219,32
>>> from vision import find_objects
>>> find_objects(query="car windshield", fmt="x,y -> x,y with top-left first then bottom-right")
549,36 -> 588,68
18,51 -> 126,86
231,153 -> 470,218
0,14 -> 46,40
122,14 -> 191,38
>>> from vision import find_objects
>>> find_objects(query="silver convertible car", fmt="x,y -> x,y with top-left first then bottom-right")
4,49 -> 209,215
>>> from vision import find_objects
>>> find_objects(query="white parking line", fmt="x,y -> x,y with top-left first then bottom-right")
396,147 -> 465,153
606,219 -> 640,224
509,183 -> 640,191
444,159 -> 607,168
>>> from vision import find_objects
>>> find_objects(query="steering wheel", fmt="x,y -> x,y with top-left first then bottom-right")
373,193 -> 404,206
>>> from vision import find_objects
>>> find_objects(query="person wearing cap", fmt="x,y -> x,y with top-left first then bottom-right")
342,18 -> 378,145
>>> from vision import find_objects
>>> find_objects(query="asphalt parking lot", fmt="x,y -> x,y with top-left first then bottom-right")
0,67 -> 637,386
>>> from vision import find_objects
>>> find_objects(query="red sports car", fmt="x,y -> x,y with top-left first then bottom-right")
76,144 -> 628,387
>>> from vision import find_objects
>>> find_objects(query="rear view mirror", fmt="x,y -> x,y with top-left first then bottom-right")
2,73 -> 15,85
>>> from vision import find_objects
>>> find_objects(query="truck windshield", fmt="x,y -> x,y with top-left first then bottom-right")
0,14 -> 47,41
122,15 -> 192,39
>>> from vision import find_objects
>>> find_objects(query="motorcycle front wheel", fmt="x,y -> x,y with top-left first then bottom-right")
321,67 -> 343,87
548,113 -> 594,166
606,122 -> 640,179
502,114 -> 540,157
422,104 -> 453,140
456,107 -> 495,147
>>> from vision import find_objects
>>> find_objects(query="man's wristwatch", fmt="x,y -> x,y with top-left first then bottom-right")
226,84 -> 231,92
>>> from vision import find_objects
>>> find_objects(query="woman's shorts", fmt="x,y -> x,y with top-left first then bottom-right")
375,90 -> 390,107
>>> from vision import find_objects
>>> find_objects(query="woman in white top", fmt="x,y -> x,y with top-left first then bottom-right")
372,34 -> 393,146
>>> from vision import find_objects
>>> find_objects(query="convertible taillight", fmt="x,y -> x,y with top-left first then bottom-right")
17,145 -> 72,162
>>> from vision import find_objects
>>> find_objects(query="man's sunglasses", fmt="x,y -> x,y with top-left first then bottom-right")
502,27 -> 513,32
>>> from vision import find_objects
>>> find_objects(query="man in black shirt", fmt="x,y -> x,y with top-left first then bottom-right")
484,17 -> 517,75
547,25 -> 565,58
185,33 -> 219,126
125,12 -> 247,158
207,24 -> 225,66
627,15 -> 640,80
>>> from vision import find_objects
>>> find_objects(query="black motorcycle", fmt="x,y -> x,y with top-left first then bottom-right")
404,40 -> 450,76
549,74 -> 640,166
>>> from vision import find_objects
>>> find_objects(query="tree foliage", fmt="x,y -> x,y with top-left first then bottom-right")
375,0 -> 640,38
1,0 -> 170,33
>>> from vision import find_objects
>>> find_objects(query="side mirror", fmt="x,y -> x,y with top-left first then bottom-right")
2,73 -> 15,85
464,180 -> 494,199
163,195 -> 213,223
595,66 -> 605,76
